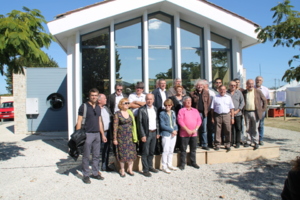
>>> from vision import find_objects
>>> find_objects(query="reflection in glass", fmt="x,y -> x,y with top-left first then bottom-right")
211,33 -> 231,85
82,28 -> 110,100
148,13 -> 173,92
180,21 -> 203,91
115,18 -> 142,94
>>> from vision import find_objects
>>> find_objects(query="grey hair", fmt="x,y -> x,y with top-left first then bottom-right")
182,96 -> 191,103
255,76 -> 264,81
173,78 -> 181,85
194,79 -> 207,88
145,93 -> 155,101
98,93 -> 105,101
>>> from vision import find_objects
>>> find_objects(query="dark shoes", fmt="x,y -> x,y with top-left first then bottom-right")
202,146 -> 210,151
259,141 -> 264,146
179,165 -> 185,170
235,143 -> 240,148
101,166 -> 114,172
254,144 -> 259,150
82,176 -> 91,184
149,168 -> 159,173
214,147 -> 220,151
191,163 -> 200,169
90,174 -> 105,180
142,171 -> 152,177
226,147 -> 231,152
244,143 -> 250,147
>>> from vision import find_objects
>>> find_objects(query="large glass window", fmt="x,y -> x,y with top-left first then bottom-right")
148,13 -> 173,92
81,28 -> 110,100
211,33 -> 232,85
115,18 -> 142,94
180,21 -> 203,92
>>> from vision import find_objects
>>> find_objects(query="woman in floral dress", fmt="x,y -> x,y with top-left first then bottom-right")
113,98 -> 137,177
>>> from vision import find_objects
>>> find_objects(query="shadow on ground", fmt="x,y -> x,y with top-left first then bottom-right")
6,125 -> 14,134
214,158 -> 291,199
263,136 -> 290,145
56,157 -> 83,180
0,142 -> 25,161
23,132 -> 68,153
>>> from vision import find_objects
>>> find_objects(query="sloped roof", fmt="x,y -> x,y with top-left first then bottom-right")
53,0 -> 259,27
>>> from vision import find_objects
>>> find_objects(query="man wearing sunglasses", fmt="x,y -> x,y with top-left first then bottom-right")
107,83 -> 128,114
76,88 -> 107,184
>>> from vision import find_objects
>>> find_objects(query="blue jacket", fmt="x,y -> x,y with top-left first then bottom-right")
159,110 -> 178,137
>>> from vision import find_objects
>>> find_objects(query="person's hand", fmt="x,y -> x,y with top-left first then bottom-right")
231,118 -> 235,125
141,136 -> 146,142
102,135 -> 107,143
172,130 -> 177,137
234,110 -> 239,115
186,129 -> 193,135
156,135 -> 160,139
212,118 -> 215,124
113,140 -> 118,145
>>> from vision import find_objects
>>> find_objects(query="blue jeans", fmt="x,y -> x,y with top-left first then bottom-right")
199,112 -> 208,147
258,111 -> 265,141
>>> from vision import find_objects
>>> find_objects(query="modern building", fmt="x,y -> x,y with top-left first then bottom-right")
47,0 -> 259,137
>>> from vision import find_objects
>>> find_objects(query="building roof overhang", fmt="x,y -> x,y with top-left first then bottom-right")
47,0 -> 260,52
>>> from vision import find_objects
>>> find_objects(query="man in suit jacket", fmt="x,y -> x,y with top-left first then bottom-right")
190,79 -> 211,150
242,79 -> 267,150
107,83 -> 128,114
137,94 -> 160,177
152,79 -> 168,114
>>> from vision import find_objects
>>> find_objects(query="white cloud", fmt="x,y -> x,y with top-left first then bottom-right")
149,19 -> 162,30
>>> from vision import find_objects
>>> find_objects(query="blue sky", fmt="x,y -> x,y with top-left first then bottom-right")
1,0 -> 299,94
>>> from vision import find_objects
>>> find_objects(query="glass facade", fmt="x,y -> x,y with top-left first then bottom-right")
211,33 -> 232,86
115,18 -> 142,94
80,12 -> 233,95
180,20 -> 203,92
81,28 -> 110,100
148,13 -> 173,92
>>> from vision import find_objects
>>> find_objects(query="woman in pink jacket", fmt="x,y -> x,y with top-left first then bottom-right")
177,96 -> 202,170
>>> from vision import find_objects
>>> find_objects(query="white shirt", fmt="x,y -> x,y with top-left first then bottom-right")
101,107 -> 110,131
211,94 -> 234,114
255,85 -> 270,100
114,94 -> 124,113
129,92 -> 146,116
159,88 -> 167,109
147,105 -> 157,130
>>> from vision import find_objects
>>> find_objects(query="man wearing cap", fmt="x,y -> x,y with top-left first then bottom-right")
129,82 -> 147,117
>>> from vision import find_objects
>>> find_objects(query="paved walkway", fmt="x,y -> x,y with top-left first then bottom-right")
0,121 -> 299,200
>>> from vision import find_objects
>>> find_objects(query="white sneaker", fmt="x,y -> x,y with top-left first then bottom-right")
162,168 -> 171,174
168,166 -> 178,171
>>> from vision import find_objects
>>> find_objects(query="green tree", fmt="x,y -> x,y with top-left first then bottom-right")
255,0 -> 300,82
4,54 -> 59,94
0,7 -> 55,75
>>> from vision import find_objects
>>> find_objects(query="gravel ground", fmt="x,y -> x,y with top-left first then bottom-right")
0,121 -> 299,200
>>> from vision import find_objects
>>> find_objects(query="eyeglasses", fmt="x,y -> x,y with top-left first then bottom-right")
116,89 -> 123,91
136,87 -> 144,89
123,102 -> 130,105
164,105 -> 172,107
216,82 -> 222,84
230,85 -> 236,87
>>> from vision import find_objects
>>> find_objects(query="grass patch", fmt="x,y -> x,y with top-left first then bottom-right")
265,117 -> 300,132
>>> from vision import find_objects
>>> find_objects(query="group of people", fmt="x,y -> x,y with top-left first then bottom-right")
76,76 -> 270,184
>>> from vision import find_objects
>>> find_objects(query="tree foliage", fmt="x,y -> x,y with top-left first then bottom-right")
0,7 -> 55,75
255,0 -> 300,82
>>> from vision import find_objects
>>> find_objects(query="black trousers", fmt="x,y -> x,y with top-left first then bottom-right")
141,131 -> 157,172
180,136 -> 197,166
101,131 -> 110,169
231,115 -> 242,145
